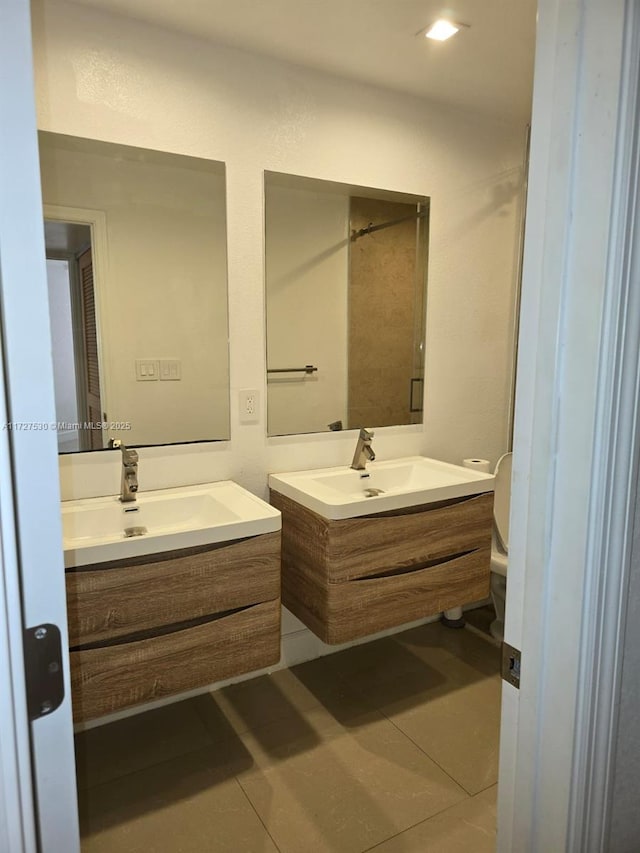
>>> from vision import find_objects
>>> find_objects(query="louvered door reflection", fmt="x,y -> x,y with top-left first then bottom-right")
77,247 -> 103,449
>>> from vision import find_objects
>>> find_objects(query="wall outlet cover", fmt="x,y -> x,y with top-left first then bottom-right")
239,389 -> 259,424
159,359 -> 181,380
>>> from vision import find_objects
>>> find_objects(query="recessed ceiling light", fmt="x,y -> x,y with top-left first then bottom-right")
424,19 -> 462,41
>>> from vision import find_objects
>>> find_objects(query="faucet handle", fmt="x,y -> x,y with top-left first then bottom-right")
122,446 -> 138,464
360,428 -> 374,440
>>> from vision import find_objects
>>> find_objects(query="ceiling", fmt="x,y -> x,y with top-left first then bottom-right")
69,0 -> 538,122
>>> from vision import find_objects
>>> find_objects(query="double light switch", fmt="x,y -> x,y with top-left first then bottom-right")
135,359 -> 182,381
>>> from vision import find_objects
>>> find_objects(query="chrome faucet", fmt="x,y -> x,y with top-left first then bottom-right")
351,428 -> 375,471
119,444 -> 139,502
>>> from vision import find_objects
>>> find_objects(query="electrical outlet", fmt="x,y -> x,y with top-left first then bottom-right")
239,389 -> 259,424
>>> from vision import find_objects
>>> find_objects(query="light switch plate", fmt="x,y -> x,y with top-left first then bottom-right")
135,359 -> 159,381
159,359 -> 181,381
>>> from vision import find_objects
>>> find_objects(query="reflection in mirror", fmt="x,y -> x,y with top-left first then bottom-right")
264,172 -> 429,437
38,132 -> 230,453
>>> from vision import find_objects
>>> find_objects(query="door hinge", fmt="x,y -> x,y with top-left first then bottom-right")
23,624 -> 65,720
501,641 -> 521,689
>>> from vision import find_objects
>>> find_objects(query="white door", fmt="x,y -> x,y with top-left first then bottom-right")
0,0 -> 80,850
498,0 -> 640,849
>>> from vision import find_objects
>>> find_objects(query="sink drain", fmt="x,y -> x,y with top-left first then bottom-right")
124,526 -> 147,538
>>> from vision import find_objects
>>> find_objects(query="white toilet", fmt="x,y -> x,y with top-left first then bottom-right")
490,452 -> 512,641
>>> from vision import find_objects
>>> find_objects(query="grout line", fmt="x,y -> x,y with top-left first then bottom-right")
464,622 -> 501,648
378,710 -> 478,797
474,780 -> 500,795
234,775 -> 284,853
359,790 -> 488,853
77,698 -> 239,792
76,739 -> 218,793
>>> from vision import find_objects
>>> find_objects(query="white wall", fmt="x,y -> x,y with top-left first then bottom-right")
32,0 -> 525,676
46,258 -> 79,450
39,136 -> 229,446
265,184 -> 349,435
33,0 -> 525,496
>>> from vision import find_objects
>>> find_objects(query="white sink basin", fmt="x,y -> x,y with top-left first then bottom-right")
269,456 -> 494,520
62,481 -> 281,568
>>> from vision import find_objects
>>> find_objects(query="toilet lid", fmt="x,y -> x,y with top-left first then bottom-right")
494,452 -> 512,553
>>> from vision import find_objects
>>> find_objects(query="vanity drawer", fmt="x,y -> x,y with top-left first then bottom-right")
324,547 -> 491,644
271,489 -> 493,583
325,493 -> 493,582
66,532 -> 281,646
70,598 -> 281,722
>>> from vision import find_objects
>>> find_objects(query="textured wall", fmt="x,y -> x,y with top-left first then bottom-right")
348,197 -> 421,429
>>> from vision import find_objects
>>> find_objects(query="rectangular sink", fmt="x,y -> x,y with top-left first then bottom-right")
269,456 -> 495,520
63,481 -> 281,568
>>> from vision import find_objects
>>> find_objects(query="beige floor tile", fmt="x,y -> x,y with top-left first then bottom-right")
236,702 -> 467,853
194,664 -> 333,737
79,749 -> 278,853
328,636 -> 433,685
368,785 -> 497,852
465,605 -> 497,639
326,623 -> 503,736
75,699 -> 215,789
391,622 -> 501,681
381,675 -> 502,795
322,628 -> 495,718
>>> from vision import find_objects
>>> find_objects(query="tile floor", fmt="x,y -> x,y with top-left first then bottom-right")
76,619 -> 501,853
464,605 -> 496,640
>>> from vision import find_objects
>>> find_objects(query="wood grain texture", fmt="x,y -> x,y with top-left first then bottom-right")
325,549 -> 490,644
271,489 -> 492,644
326,493 -> 493,581
70,599 -> 281,722
66,532 -> 280,646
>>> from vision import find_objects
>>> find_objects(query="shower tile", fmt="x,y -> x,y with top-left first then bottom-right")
348,369 -> 384,408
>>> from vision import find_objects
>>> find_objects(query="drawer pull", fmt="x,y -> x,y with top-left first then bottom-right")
351,549 -> 475,583
70,603 -> 254,652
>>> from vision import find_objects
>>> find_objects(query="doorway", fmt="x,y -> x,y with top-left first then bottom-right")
44,214 -> 106,452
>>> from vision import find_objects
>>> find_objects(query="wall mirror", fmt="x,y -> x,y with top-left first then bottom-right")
264,171 -> 429,436
38,132 -> 230,453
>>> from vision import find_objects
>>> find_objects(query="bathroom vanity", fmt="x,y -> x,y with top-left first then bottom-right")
63,482 -> 281,723
270,457 -> 494,644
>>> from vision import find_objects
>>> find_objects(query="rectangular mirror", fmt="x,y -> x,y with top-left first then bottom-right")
39,132 -> 230,452
264,171 -> 429,436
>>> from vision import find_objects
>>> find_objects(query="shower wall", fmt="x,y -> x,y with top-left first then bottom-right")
348,197 -> 422,428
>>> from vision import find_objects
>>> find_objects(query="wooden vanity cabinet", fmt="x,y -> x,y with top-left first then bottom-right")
270,491 -> 492,644
66,531 -> 281,722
